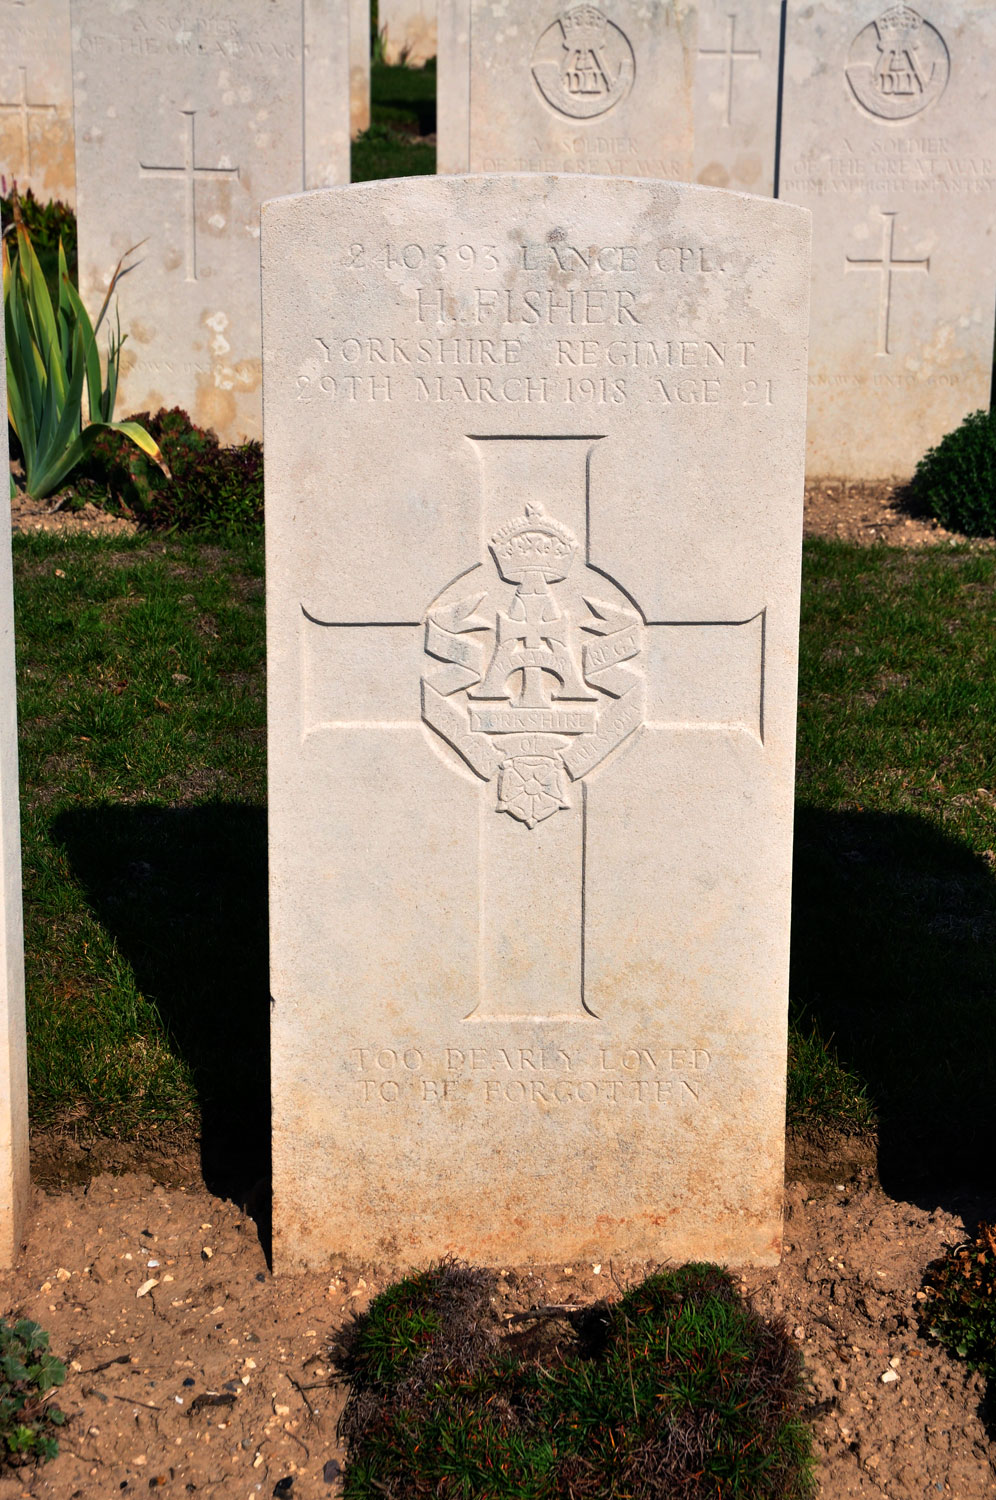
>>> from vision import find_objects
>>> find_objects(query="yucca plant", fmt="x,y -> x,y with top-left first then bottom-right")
3,203 -> 166,500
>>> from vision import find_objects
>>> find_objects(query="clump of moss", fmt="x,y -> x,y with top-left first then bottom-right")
0,1318 -> 67,1465
338,1259 -> 815,1500
922,1221 -> 996,1382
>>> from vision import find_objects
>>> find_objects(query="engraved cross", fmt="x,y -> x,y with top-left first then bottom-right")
139,110 -> 240,283
698,14 -> 761,127
845,210 -> 929,357
300,436 -> 767,1023
0,67 -> 57,177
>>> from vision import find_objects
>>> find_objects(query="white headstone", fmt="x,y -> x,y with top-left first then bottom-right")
72,0 -> 350,445
264,173 -> 811,1270
437,0 -> 697,178
779,0 -> 996,478
350,0 -> 371,137
694,0 -> 781,195
379,0 -> 437,65
0,225 -> 30,1268
0,0 -> 75,206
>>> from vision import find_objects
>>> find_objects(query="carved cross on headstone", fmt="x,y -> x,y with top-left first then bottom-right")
300,436 -> 766,1023
139,109 -> 240,283
698,13 -> 761,127
845,210 -> 930,356
0,67 -> 56,176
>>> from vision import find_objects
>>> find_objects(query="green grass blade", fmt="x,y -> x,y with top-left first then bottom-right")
25,328 -> 87,499
98,419 -> 169,476
62,276 -> 103,422
17,222 -> 61,383
5,291 -> 40,474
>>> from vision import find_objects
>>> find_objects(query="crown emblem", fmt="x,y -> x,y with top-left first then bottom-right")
489,502 -> 579,584
876,4 -> 923,41
560,4 -> 609,39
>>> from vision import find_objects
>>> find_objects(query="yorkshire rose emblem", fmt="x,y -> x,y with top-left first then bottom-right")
496,754 -> 571,828
421,502 -> 646,828
531,4 -> 636,120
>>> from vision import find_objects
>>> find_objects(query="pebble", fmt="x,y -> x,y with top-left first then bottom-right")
881,1370 -> 899,1384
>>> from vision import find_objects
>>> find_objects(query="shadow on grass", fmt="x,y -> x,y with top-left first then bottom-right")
792,803 -> 996,1201
50,802 -> 270,1214
49,798 -> 996,1224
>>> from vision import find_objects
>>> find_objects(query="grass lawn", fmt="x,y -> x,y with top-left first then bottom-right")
352,63 -> 436,183
14,533 -> 267,1184
790,539 -> 996,1190
12,533 -> 996,1192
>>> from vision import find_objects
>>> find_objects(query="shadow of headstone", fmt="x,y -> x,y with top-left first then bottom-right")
51,802 -> 270,1219
792,803 -> 996,1202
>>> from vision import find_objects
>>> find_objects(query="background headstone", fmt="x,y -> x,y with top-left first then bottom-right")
72,0 -> 350,445
694,0 -> 781,195
437,0 -> 697,178
379,0 -> 437,65
350,0 -> 371,137
0,221 -> 30,1268
264,173 -> 810,1270
779,0 -> 996,477
0,0 -> 75,206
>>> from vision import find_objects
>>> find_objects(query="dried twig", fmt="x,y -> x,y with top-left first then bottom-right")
83,1354 -> 131,1375
285,1371 -> 321,1426
506,1304 -> 584,1324
82,1386 -> 161,1412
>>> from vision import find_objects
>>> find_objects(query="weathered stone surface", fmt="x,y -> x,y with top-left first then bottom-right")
437,0 -> 696,178
72,0 -> 350,444
0,0 -> 75,206
779,0 -> 996,478
0,224 -> 29,1267
264,174 -> 810,1270
350,0 -> 371,137
379,0 -> 437,65
694,0 -> 780,195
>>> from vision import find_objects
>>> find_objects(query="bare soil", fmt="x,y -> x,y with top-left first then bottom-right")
9,473 -> 990,547
10,492 -> 137,539
0,1151 -> 991,1500
802,478 -> 989,548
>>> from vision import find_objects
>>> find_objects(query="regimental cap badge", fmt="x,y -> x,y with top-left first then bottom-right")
489,502 -> 579,584
876,4 -> 923,41
560,4 -> 610,40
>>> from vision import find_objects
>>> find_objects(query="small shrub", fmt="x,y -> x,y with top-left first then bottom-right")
907,408 -> 996,537
922,1221 -> 996,1381
0,187 -> 77,287
339,1260 -> 815,1500
78,406 -> 263,533
0,1318 -> 66,1465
